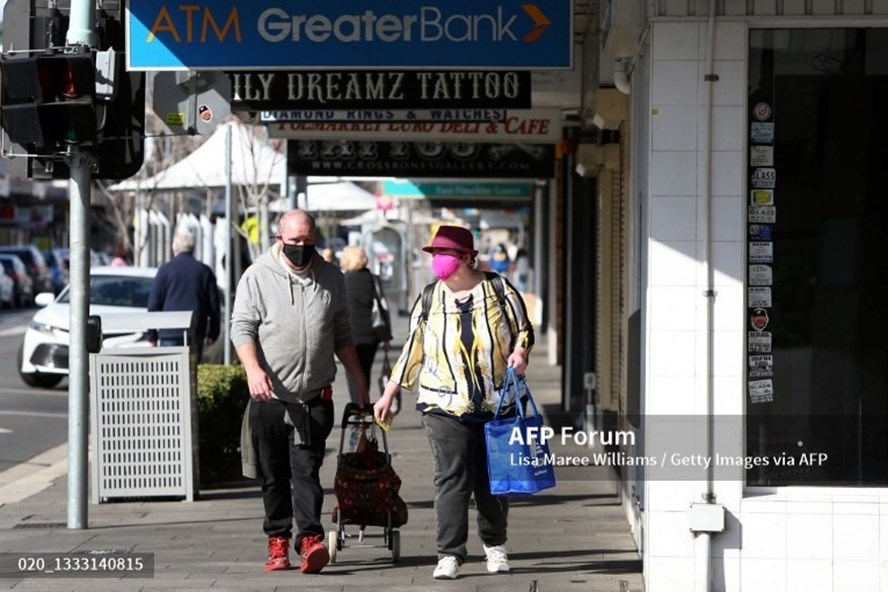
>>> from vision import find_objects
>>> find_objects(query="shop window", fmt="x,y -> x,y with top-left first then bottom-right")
746,28 -> 888,486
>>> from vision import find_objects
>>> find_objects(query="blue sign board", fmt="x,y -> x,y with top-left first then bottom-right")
126,0 -> 572,70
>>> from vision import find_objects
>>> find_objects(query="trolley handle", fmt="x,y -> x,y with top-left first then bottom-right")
342,403 -> 373,427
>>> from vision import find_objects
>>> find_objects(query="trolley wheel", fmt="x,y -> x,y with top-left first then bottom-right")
328,530 -> 339,563
390,530 -> 400,563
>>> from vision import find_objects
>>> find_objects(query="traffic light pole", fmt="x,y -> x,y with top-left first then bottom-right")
65,0 -> 96,531
66,149 -> 92,530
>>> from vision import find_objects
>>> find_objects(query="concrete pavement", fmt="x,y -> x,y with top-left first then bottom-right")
0,312 -> 644,592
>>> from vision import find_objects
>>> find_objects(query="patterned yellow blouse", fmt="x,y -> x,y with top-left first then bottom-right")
390,274 -> 534,417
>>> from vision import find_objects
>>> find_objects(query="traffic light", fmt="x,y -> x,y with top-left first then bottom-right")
0,52 -> 96,150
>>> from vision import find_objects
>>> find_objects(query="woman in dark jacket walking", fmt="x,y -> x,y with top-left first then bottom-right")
341,245 -> 391,404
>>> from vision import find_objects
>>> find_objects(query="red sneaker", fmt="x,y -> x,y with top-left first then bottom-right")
298,534 -> 330,574
265,535 -> 291,571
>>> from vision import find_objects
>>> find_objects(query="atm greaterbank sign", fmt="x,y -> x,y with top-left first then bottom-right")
126,0 -> 572,70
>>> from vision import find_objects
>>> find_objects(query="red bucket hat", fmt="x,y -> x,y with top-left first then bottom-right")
422,225 -> 478,256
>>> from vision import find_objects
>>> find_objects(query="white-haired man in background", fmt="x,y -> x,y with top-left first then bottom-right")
147,231 -> 221,363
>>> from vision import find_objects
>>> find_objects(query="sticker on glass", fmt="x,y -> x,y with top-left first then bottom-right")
751,167 -> 776,189
750,308 -> 770,332
752,102 -> 772,121
749,355 -> 774,378
750,122 -> 775,144
749,242 -> 773,263
749,206 -> 776,224
749,379 -> 774,404
748,286 -> 772,308
750,189 -> 774,206
198,105 -> 213,122
750,145 -> 774,167
748,331 -> 772,353
749,264 -> 773,286
749,224 -> 774,240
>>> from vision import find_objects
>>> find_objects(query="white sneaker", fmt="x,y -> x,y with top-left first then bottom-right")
433,555 -> 459,579
483,544 -> 510,573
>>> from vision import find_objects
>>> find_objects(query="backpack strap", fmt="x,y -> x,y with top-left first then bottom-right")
483,271 -> 506,308
419,281 -> 436,323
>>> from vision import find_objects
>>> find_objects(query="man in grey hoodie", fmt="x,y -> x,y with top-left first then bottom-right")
231,209 -> 369,574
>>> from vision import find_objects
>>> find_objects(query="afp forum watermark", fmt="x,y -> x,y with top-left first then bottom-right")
508,415 -> 836,483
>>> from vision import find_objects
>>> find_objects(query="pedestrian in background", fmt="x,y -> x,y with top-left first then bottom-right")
231,209 -> 369,574
340,245 -> 391,405
512,247 -> 529,292
373,225 -> 534,580
488,243 -> 511,275
110,245 -> 129,267
147,231 -> 220,363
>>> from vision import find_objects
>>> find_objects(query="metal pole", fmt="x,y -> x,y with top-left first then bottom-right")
223,124 -> 233,365
64,0 -> 96,47
67,150 -> 91,530
65,0 -> 96,531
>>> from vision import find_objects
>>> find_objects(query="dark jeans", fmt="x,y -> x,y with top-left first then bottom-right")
158,335 -> 203,364
250,397 -> 335,546
422,413 -> 508,564
348,342 -> 379,404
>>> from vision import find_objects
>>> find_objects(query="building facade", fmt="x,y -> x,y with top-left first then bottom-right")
572,3 -> 888,591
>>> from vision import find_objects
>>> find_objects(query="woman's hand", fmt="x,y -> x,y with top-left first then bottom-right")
373,392 -> 395,423
507,347 -> 529,375
374,381 -> 401,423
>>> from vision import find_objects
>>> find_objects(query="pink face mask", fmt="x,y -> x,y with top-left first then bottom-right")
432,254 -> 461,280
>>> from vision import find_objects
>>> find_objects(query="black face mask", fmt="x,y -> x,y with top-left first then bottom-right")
282,244 -> 315,268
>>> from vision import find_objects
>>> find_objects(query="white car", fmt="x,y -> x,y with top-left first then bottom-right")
18,266 -> 158,388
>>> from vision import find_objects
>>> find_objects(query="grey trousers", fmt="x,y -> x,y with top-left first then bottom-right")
422,413 -> 509,564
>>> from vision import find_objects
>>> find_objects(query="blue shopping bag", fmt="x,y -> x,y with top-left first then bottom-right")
485,369 -> 557,495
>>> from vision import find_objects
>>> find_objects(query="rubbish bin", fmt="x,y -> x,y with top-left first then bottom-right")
89,311 -> 198,503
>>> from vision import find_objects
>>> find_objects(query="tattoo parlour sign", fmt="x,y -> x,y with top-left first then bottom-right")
229,70 -> 531,110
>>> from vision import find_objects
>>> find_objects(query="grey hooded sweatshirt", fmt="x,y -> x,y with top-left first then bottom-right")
230,245 -> 352,402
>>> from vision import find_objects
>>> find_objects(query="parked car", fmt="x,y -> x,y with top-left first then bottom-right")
0,254 -> 34,307
0,245 -> 52,294
0,270 -> 14,308
18,266 -> 158,388
43,248 -> 70,295
42,249 -> 108,294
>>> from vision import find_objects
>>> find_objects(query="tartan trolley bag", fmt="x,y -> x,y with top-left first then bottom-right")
329,403 -> 407,563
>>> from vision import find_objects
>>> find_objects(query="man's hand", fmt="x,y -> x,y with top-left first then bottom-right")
245,367 -> 274,401
357,387 -> 371,408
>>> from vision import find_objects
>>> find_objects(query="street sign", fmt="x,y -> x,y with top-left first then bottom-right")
287,140 -> 555,178
150,71 -> 231,135
268,108 -> 562,143
126,0 -> 572,70
229,71 -> 531,110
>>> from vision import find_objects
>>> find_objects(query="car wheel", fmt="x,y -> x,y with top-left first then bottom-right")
17,343 -> 63,389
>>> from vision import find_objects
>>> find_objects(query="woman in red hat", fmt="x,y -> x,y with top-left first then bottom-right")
373,225 -> 534,580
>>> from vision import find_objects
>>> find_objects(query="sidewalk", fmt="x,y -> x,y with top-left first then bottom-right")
0,313 -> 643,592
